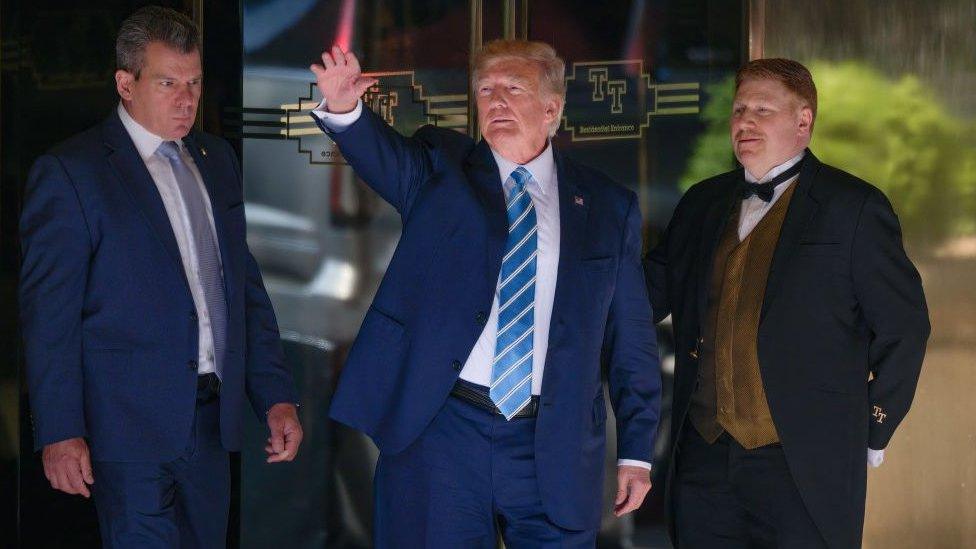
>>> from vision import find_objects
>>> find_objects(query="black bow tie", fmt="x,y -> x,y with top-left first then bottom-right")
741,158 -> 804,202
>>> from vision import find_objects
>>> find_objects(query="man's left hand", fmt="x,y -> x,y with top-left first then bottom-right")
613,465 -> 652,517
265,403 -> 303,463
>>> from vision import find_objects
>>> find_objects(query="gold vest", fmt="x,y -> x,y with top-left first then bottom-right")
689,182 -> 798,449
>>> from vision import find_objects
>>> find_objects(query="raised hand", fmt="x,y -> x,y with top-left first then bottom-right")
310,46 -> 378,114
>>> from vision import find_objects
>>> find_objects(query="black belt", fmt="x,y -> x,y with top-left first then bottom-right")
197,372 -> 221,402
450,379 -> 539,419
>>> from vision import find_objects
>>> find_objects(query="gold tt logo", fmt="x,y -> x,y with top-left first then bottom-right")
588,68 -> 627,114
872,405 -> 887,424
365,88 -> 400,126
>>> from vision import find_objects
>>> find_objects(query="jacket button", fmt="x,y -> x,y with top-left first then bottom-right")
475,311 -> 487,324
190,311 -> 198,321
187,360 -> 198,370
452,360 -> 462,371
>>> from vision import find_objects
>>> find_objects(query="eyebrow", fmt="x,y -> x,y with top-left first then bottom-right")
478,74 -> 530,84
151,73 -> 203,80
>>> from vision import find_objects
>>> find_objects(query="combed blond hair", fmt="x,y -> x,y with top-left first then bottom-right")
471,40 -> 566,137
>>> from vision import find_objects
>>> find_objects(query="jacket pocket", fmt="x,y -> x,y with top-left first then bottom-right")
343,307 -> 408,390
359,307 -> 405,343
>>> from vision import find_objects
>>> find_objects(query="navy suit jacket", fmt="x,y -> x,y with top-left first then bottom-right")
315,108 -> 661,530
19,111 -> 298,462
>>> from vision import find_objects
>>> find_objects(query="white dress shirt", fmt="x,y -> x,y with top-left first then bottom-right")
314,100 -> 652,470
461,146 -> 559,396
118,103 -> 221,376
738,150 -> 804,240
740,149 -> 884,468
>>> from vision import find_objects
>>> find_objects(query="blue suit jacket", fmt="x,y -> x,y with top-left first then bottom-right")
19,111 -> 297,462
315,108 -> 661,529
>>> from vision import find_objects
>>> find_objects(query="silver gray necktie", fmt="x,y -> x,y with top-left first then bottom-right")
157,141 -> 227,378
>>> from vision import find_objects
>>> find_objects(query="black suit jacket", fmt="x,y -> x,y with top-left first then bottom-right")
645,151 -> 930,548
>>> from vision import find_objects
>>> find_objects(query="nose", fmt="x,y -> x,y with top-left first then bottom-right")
734,113 -> 757,134
175,84 -> 196,108
487,88 -> 507,110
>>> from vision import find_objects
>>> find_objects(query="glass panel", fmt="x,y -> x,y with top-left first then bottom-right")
527,1 -> 744,545
758,2 -> 976,547
240,1 -> 472,547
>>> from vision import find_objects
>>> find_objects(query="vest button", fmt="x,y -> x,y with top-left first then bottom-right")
476,311 -> 487,325
187,360 -> 198,370
452,360 -> 462,371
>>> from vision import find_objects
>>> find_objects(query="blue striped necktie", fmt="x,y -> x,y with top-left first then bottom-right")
490,167 -> 537,419
156,141 -> 227,378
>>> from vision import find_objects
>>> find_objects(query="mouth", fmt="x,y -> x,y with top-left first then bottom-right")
736,136 -> 762,146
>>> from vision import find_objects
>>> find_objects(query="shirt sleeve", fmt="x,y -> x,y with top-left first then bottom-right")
310,98 -> 363,132
867,448 -> 885,468
617,459 -> 652,471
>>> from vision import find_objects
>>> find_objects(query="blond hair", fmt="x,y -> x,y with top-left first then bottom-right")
471,40 -> 566,137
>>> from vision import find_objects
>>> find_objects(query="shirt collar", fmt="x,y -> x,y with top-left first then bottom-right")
490,141 -> 556,196
117,102 -> 183,161
744,149 -> 806,184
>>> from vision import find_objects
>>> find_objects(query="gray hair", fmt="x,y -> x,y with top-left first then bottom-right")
471,40 -> 566,137
116,6 -> 200,77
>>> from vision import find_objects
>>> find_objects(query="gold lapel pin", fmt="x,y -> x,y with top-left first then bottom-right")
200,147 -> 208,156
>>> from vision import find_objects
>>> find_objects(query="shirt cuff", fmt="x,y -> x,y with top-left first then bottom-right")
617,459 -> 652,471
311,99 -> 363,132
867,448 -> 885,468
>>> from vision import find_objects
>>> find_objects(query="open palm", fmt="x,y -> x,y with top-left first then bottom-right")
310,46 -> 378,114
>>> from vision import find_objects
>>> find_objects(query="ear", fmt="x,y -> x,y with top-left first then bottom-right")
115,69 -> 135,101
543,94 -> 563,126
797,105 -> 813,137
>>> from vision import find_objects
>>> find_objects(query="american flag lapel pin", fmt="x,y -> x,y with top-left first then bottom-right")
574,195 -> 585,207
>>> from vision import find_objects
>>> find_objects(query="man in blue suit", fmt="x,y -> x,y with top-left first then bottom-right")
309,40 -> 661,547
19,7 -> 302,547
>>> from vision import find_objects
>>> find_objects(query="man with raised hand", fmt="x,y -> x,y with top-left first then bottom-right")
310,40 -> 661,547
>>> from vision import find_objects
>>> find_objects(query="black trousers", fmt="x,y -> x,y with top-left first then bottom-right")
673,423 -> 827,548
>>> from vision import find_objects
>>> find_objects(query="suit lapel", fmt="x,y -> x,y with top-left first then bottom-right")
183,133 -> 235,300
761,152 -> 823,320
102,112 -> 190,293
465,140 -> 508,285
548,147 -> 590,349
696,173 -> 741,322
